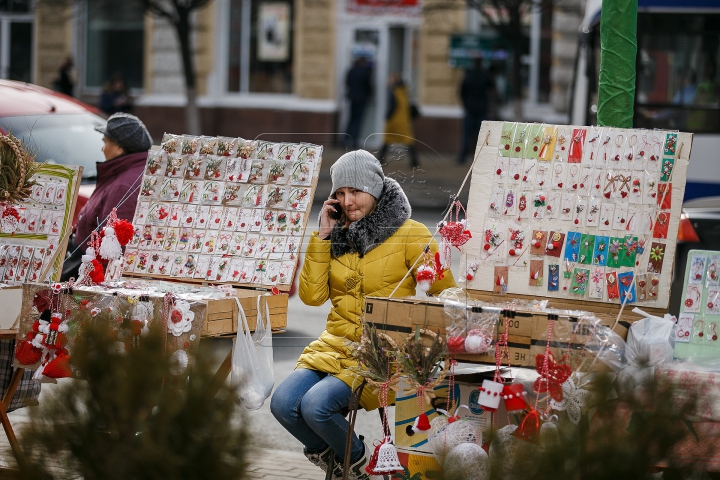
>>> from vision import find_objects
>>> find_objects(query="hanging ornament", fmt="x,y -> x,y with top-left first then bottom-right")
443,443 -> 490,480
538,415 -> 562,452
76,247 -> 104,285
413,410 -> 432,432
549,374 -> 593,425
502,383 -> 528,413
489,425 -> 541,480
99,226 -> 123,261
41,348 -> 72,378
428,414 -> 478,465
533,353 -> 571,402
366,436 -> 404,475
129,295 -> 153,350
415,265 -> 436,296
438,200 -> 472,269
479,311 -> 512,411
512,408 -> 542,443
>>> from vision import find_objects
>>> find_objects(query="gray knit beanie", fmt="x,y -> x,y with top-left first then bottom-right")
330,150 -> 385,199
95,113 -> 153,153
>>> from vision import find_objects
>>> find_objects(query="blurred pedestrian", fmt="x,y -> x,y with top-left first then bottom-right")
377,73 -> 419,168
63,113 -> 152,280
457,58 -> 494,164
344,57 -> 373,149
53,55 -> 75,97
99,73 -> 133,116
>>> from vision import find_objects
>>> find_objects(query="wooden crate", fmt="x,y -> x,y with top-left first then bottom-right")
201,290 -> 288,337
364,294 -> 664,367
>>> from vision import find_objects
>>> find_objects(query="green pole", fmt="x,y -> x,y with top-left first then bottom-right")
597,0 -> 638,128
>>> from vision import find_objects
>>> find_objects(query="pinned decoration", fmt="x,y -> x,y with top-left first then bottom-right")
168,300 -> 194,337
493,266 -> 508,294
0,205 -> 20,233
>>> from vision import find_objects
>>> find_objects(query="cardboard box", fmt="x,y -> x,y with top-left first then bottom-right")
394,375 -> 490,455
201,290 -> 288,337
364,295 -> 656,367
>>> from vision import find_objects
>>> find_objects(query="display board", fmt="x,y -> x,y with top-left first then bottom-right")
462,121 -> 691,310
123,135 -> 322,291
0,164 -> 83,283
674,249 -> 720,359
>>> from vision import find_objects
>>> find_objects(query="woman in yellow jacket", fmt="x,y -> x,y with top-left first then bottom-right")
270,150 -> 454,479
377,74 -> 420,168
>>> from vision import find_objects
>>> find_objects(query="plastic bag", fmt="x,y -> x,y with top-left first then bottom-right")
464,307 -> 498,354
444,300 -> 468,354
625,313 -> 675,366
231,295 -> 274,410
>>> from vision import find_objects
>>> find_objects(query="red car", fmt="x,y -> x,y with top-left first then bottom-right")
0,79 -> 105,222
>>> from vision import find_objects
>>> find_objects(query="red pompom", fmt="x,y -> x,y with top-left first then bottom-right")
89,259 -> 105,284
15,341 -> 42,365
113,219 -> 135,246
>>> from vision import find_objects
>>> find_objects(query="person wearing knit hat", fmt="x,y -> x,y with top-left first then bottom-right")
271,150 -> 456,480
63,113 -> 153,280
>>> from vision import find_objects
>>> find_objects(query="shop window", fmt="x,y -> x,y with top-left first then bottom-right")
0,0 -> 29,13
227,0 -> 293,94
84,1 -> 144,90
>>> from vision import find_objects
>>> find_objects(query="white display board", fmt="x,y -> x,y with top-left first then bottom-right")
461,121 -> 691,309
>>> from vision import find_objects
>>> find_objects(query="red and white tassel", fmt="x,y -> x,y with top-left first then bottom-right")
415,265 -> 436,296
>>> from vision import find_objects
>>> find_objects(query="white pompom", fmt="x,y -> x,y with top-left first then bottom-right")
443,443 -> 490,480
99,226 -> 123,260
170,349 -> 189,375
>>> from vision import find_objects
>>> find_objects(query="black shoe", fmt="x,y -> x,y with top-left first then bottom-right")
304,446 -> 344,479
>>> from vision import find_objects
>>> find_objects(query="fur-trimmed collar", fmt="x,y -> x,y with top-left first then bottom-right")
329,178 -> 411,258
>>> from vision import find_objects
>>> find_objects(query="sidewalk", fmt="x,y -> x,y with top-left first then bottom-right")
0,394 -> 328,479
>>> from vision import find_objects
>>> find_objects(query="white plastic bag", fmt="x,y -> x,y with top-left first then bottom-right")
231,295 -> 274,410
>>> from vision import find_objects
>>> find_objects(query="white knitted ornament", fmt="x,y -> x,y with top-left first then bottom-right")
539,420 -> 562,452
443,443 -> 490,480
427,416 -> 478,465
489,425 -> 540,480
99,226 -> 123,260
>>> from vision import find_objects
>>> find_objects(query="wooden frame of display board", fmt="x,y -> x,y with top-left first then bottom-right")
0,164 -> 83,284
461,121 -> 691,312
122,137 -> 323,293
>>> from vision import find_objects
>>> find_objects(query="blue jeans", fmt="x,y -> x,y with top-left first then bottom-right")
270,368 -> 364,462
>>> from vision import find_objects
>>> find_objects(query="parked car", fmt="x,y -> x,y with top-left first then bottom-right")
0,79 -> 105,222
669,196 -> 720,316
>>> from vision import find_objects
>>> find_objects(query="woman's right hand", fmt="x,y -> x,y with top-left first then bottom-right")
319,199 -> 340,239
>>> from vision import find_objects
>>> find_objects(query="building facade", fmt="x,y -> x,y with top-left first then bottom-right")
2,0 -> 577,152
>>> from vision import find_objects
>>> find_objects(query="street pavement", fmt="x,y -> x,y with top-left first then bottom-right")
0,148 -> 471,477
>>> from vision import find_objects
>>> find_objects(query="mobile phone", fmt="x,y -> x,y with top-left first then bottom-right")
328,204 -> 343,221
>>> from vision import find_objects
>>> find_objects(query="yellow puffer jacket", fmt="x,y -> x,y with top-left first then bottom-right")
297,179 -> 456,410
